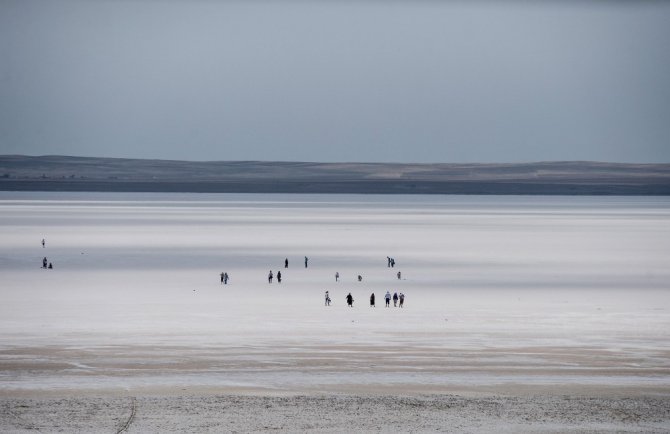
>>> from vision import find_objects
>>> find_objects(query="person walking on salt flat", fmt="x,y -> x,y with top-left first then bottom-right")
325,291 -> 331,306
277,271 -> 282,283
370,293 -> 375,307
285,258 -> 288,268
399,292 -> 405,308
393,292 -> 399,307
268,270 -> 273,283
335,272 -> 339,282
385,291 -> 391,307
346,292 -> 354,307
220,272 -> 225,284
304,256 -> 309,268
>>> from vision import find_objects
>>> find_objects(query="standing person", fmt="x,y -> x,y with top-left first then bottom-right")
385,291 -> 391,307
391,258 -> 395,268
370,293 -> 375,307
304,256 -> 309,268
277,271 -> 282,283
325,291 -> 331,306
220,272 -> 225,284
42,257 -> 47,269
357,275 -> 362,282
399,293 -> 405,308
285,258 -> 288,268
387,256 -> 391,267
268,270 -> 273,283
397,271 -> 401,280
42,239 -> 45,248
346,292 -> 354,307
335,272 -> 339,282
224,272 -> 229,285
393,292 -> 399,307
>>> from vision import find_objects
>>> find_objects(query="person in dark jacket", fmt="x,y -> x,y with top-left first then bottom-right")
346,293 -> 354,307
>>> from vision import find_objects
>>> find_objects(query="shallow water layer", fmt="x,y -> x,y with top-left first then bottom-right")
0,193 -> 669,394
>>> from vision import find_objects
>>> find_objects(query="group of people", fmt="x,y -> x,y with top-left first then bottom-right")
383,290 -> 404,308
326,290 -> 406,308
220,255 -> 407,309
369,291 -> 405,308
220,256 -> 313,285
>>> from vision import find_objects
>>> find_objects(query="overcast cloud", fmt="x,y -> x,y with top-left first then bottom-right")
1,0 -> 669,163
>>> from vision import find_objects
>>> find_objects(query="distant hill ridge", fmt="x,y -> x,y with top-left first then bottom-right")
1,155 -> 669,195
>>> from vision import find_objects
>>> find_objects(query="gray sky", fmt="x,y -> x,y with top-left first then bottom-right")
1,0 -> 669,163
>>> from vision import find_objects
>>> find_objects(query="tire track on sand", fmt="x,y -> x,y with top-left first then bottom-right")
116,397 -> 137,434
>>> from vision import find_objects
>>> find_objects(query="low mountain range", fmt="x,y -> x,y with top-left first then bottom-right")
1,155 -> 669,195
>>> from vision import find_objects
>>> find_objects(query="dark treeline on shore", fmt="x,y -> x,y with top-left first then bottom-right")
1,155 -> 669,195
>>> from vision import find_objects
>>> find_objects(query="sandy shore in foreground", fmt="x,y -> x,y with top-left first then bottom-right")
2,392 -> 670,433
1,343 -> 669,433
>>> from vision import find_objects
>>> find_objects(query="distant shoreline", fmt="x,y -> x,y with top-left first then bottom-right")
2,180 -> 670,195
2,155 -> 669,195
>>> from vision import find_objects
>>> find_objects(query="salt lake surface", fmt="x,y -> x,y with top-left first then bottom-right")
1,192 -> 669,395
